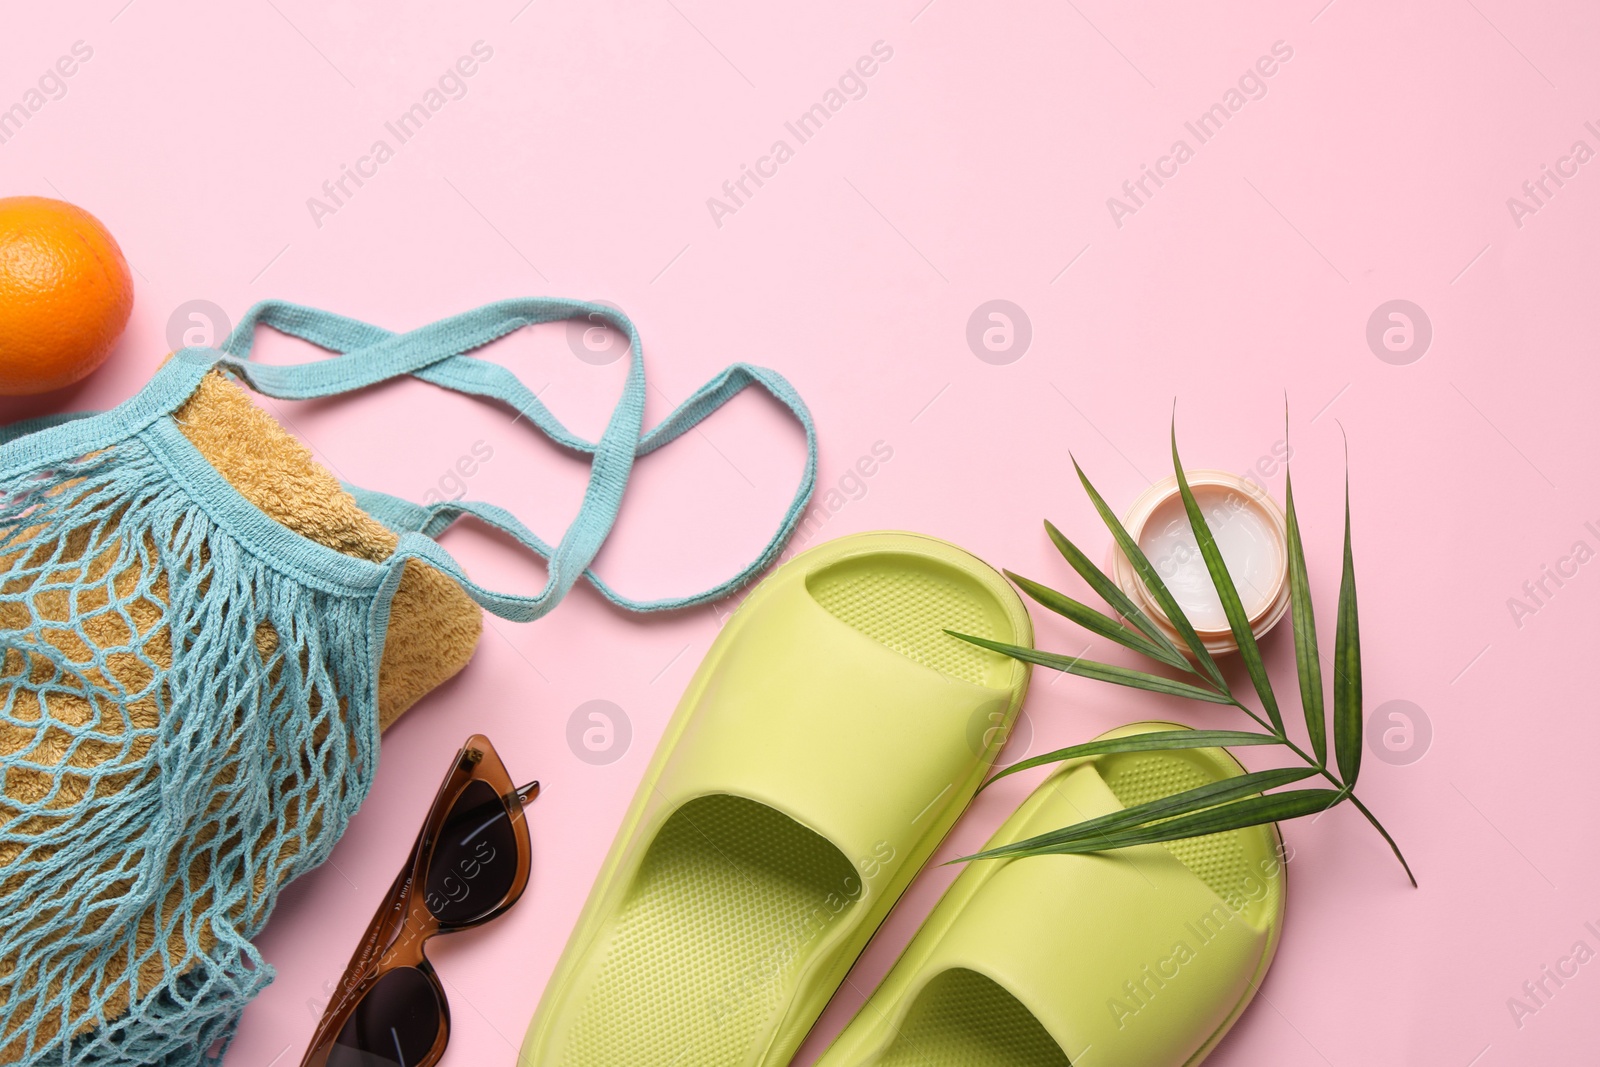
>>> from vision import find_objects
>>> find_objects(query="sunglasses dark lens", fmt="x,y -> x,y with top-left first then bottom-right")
424,778 -> 520,925
326,965 -> 442,1067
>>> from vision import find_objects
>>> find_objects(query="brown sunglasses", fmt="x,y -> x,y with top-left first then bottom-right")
299,735 -> 538,1067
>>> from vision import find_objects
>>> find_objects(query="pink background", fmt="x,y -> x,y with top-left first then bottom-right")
4,0 -> 1599,1063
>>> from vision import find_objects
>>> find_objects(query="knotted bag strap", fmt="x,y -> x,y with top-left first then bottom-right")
214,298 -> 817,621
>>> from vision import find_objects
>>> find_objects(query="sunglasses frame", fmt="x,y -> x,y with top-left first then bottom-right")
299,734 -> 538,1067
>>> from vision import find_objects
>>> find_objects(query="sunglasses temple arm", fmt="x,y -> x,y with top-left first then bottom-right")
515,780 -> 541,804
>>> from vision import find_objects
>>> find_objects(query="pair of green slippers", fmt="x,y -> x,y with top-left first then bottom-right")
519,532 -> 1286,1067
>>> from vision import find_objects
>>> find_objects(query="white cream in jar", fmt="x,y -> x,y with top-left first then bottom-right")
1111,471 -> 1290,654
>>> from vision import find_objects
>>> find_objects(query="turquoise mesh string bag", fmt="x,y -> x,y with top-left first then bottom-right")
0,298 -> 817,1065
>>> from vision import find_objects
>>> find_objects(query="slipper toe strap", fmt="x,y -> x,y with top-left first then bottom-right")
655,589 -> 1015,907
902,768 -> 1274,1067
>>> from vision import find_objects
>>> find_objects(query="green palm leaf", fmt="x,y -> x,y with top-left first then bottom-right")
964,766 -> 1317,860
963,780 -> 1337,862
1284,455 -> 1327,766
983,729 -> 1281,788
954,422 -> 1413,884
1170,428 -> 1283,734
947,632 -> 1232,704
1071,457 -> 1228,691
992,790 -> 1342,858
1041,520 -> 1186,667
1004,569 -> 1187,670
1333,472 -> 1363,786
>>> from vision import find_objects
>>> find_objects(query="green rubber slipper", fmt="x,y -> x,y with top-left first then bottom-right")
519,532 -> 1033,1066
812,722 -> 1288,1067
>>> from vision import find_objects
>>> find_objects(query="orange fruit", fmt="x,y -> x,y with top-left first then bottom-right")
0,196 -> 133,395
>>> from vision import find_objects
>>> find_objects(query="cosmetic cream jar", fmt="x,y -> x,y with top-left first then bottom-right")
1110,470 -> 1290,656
